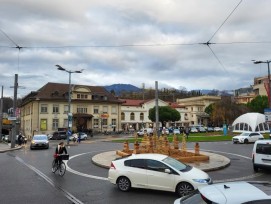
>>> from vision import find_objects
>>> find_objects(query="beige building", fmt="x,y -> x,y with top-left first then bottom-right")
176,96 -> 221,126
253,75 -> 269,96
120,99 -> 188,131
20,82 -> 122,139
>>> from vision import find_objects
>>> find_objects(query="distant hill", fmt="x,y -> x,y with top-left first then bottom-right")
104,84 -> 141,95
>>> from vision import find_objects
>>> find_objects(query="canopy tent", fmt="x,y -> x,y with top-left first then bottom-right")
232,113 -> 269,133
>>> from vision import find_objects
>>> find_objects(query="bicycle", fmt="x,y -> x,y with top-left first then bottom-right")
52,154 -> 69,176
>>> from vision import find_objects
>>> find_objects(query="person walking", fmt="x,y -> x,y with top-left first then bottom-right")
18,133 -> 23,146
185,126 -> 190,139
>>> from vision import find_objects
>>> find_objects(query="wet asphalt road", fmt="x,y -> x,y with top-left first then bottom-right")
1,139 -> 271,204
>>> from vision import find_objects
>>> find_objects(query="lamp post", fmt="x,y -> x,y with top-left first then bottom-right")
56,65 -> 83,144
252,60 -> 271,108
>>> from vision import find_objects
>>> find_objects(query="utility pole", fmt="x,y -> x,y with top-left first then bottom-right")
0,86 -> 3,140
11,74 -> 18,148
155,81 -> 160,137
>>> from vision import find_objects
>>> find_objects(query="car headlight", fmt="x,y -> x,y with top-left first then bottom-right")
31,141 -> 35,144
46,141 -> 49,144
193,179 -> 208,183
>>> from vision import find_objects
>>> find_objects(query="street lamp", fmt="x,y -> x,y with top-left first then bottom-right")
56,65 -> 83,144
252,60 -> 271,108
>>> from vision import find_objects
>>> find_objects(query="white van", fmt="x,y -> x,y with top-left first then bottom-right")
252,139 -> 271,172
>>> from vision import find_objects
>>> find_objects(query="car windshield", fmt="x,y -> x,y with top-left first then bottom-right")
162,156 -> 187,171
179,190 -> 209,204
33,136 -> 47,140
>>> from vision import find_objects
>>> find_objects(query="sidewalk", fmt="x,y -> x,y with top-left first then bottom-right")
0,142 -> 22,153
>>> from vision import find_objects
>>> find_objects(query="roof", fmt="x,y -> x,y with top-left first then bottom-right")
129,153 -> 168,161
21,82 -> 122,105
120,99 -> 151,106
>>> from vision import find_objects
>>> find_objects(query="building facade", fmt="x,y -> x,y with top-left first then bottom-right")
20,83 -> 122,139
176,96 -> 221,126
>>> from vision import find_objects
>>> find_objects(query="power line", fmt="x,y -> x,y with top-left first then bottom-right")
208,0 -> 243,43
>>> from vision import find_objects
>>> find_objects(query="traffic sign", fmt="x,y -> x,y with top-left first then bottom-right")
264,108 -> 271,122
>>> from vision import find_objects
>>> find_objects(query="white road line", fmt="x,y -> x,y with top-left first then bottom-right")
15,156 -> 84,204
66,151 -> 108,180
200,149 -> 263,182
66,149 -> 264,183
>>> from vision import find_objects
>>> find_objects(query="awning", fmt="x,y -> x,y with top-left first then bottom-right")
72,113 -> 93,119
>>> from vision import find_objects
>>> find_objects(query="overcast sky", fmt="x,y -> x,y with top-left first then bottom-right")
1,0 -> 271,97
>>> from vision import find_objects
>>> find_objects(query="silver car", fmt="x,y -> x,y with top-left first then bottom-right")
30,135 -> 49,150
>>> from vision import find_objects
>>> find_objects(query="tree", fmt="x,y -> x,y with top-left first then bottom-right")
247,95 -> 268,114
205,96 -> 250,126
148,106 -> 180,127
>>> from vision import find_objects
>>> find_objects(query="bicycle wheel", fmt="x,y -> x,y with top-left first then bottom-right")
58,162 -> 66,176
52,160 -> 58,173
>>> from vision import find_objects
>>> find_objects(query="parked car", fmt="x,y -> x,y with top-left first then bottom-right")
174,181 -> 271,204
207,127 -> 214,132
79,132 -> 88,140
190,127 -> 198,133
30,135 -> 49,150
232,132 -> 264,144
198,127 -> 206,133
137,128 -> 153,136
50,131 -> 67,140
161,128 -> 169,135
252,139 -> 271,172
108,153 -> 212,197
173,129 -> 180,134
214,127 -> 222,131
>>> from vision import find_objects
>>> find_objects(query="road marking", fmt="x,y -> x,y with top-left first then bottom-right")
66,149 -> 264,183
200,149 -> 263,183
15,156 -> 84,204
65,151 -> 108,181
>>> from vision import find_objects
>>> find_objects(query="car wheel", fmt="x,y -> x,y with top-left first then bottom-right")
244,139 -> 249,144
176,182 -> 194,197
117,176 -> 131,192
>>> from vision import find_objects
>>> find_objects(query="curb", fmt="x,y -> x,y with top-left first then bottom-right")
0,145 -> 22,153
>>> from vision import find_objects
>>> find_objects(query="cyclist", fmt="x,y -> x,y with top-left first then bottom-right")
54,142 -> 67,165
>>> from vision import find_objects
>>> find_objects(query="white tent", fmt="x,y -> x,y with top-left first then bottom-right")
232,112 -> 269,133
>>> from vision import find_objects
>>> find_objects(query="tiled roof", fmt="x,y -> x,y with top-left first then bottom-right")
120,99 -> 150,106
167,102 -> 185,108
22,82 -> 122,104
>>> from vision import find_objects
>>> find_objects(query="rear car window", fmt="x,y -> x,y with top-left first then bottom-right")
256,144 -> 271,155
124,159 -> 146,169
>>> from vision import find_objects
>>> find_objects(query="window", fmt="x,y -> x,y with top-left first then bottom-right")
40,119 -> 47,131
140,113 -> 144,121
102,119 -> 108,126
77,94 -> 88,99
93,106 -> 99,114
112,106 -> 117,114
77,106 -> 88,113
53,104 -> 59,114
64,119 -> 68,128
130,112 -> 135,121
112,119 -> 116,126
103,106 -> 108,113
41,104 -> 48,113
121,112 -> 125,120
146,159 -> 168,172
124,159 -> 146,169
52,119 -> 59,130
93,119 -> 99,128
256,144 -> 271,155
64,105 -> 69,114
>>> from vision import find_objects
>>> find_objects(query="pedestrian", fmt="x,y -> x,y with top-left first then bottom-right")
18,133 -> 23,146
77,132 -> 81,143
185,127 -> 190,139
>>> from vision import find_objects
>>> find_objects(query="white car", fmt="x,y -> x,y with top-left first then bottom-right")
174,181 -> 271,204
108,153 -> 212,197
252,139 -> 271,172
214,127 -> 222,131
173,129 -> 180,134
190,127 -> 198,133
232,132 -> 264,144
137,128 -> 153,136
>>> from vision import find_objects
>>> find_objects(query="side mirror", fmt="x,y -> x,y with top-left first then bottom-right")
165,169 -> 171,174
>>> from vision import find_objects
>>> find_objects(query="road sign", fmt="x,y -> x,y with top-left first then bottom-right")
8,117 -> 17,121
264,108 -> 271,122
